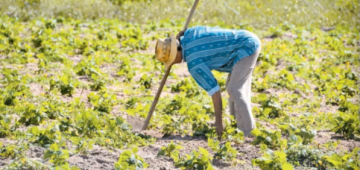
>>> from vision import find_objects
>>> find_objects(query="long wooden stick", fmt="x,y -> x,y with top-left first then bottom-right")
142,0 -> 200,130
142,66 -> 172,130
183,0 -> 200,31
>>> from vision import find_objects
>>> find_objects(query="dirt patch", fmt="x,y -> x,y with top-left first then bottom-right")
154,135 -> 260,170
20,62 -> 38,75
257,120 -> 277,130
232,142 -> 261,170
0,157 -> 12,168
60,87 -> 91,103
68,145 -> 121,170
172,63 -> 190,78
138,144 -> 176,170
123,114 -> 146,131
0,139 -> 49,167
29,83 -> 44,96
0,135 -> 259,170
25,144 -> 48,164
276,59 -> 289,71
77,76 -> 92,84
0,138 -> 17,145
100,63 -> 119,78
315,131 -> 360,152
142,130 -> 164,139
69,55 -> 83,65
281,32 -> 297,40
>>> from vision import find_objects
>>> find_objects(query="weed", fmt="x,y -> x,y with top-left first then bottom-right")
114,147 -> 148,170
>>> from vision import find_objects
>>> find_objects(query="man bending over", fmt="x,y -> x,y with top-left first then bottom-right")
155,26 -> 261,137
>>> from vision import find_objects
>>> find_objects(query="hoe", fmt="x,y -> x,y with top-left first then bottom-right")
141,0 -> 200,130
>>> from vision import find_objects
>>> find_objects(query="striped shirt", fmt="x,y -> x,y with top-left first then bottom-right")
180,26 -> 261,96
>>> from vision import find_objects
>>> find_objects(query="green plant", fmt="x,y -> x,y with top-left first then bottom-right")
102,116 -> 152,148
252,150 -> 294,170
175,147 -> 213,170
208,139 -> 239,165
171,79 -> 201,97
295,128 -> 317,145
109,0 -> 145,6
114,147 -> 148,170
50,76 -> 78,97
42,100 -> 66,119
43,142 -> 72,169
192,121 -> 213,137
163,98 -> 182,115
117,58 -> 135,81
331,112 -> 360,139
0,69 -> 30,106
27,125 -> 62,146
324,148 -> 359,170
19,104 -> 48,126
251,129 -> 287,150
279,123 -> 317,145
74,110 -> 103,138
138,74 -> 153,89
121,35 -> 148,50
76,59 -> 103,78
220,125 -> 244,144
0,142 -> 29,159
0,114 -> 11,137
285,145 -> 325,168
262,96 -> 284,118
254,94 -> 285,118
157,141 -> 183,162
90,79 -> 106,91
87,91 -> 116,113
338,100 -> 360,113
161,115 -> 186,136
70,137 -> 95,154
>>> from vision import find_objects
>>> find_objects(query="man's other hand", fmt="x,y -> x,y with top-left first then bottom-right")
176,31 -> 185,40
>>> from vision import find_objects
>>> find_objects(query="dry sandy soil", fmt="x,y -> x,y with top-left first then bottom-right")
1,125 -> 359,170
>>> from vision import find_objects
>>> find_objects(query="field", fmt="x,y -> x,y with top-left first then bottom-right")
0,0 -> 359,169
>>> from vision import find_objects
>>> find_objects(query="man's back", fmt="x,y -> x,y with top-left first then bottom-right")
179,26 -> 261,95
180,26 -> 261,73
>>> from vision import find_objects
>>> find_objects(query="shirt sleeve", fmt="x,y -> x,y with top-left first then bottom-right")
187,59 -> 220,96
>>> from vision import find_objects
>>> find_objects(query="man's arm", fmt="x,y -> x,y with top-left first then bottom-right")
186,60 -> 224,137
212,91 -> 224,138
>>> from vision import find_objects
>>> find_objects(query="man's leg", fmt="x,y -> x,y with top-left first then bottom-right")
227,48 -> 260,136
226,73 -> 236,117
226,74 -> 244,130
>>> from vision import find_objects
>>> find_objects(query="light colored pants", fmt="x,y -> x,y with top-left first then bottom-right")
225,47 -> 261,136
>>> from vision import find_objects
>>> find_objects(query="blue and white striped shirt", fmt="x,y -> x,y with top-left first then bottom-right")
180,26 -> 261,96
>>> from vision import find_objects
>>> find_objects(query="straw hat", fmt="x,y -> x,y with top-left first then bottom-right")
155,34 -> 177,69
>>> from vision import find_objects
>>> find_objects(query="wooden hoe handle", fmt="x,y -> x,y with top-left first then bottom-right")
142,0 -> 200,130
183,0 -> 200,31
142,66 -> 172,130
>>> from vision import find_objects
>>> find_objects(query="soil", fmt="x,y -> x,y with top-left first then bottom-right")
124,114 -> 146,131
3,129 -> 357,169
314,131 -> 360,153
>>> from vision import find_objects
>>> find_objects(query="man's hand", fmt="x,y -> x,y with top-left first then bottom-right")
215,120 -> 224,139
176,31 -> 185,41
211,91 -> 223,139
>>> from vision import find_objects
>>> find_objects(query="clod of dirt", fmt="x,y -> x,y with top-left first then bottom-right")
123,114 -> 145,131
